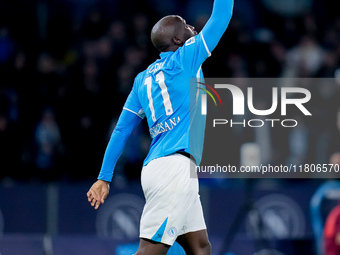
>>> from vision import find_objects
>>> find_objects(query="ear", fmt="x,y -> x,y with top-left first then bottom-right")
173,36 -> 184,46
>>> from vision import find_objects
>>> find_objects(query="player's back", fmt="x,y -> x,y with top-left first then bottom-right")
136,50 -> 192,133
124,33 -> 210,165
136,50 -> 194,162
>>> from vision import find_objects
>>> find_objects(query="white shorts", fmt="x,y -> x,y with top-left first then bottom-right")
139,153 -> 206,246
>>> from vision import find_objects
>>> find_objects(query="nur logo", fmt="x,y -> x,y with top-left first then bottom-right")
197,82 -> 222,115
198,82 -> 311,117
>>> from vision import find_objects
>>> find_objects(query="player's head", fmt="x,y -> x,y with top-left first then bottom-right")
151,15 -> 197,52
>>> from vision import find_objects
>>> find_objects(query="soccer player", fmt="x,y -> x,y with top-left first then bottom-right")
87,0 -> 233,254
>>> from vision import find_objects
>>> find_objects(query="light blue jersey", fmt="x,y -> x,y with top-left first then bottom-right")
98,0 -> 233,182
123,33 -> 210,166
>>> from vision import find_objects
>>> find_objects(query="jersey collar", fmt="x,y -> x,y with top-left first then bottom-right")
160,51 -> 174,58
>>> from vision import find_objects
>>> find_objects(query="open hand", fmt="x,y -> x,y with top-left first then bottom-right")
87,180 -> 110,209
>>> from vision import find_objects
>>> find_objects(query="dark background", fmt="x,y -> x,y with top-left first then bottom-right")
0,0 -> 340,254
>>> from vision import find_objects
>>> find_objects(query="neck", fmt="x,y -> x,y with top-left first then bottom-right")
161,45 -> 180,53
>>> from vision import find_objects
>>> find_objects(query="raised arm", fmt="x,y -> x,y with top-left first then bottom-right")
201,0 -> 234,53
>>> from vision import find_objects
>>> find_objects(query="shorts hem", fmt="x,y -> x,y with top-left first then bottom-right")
140,226 -> 207,246
139,235 -> 174,246
179,225 -> 207,236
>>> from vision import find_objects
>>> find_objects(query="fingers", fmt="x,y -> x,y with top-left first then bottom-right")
88,197 -> 101,209
95,200 -> 101,209
87,191 -> 93,202
87,188 -> 105,209
89,188 -> 101,202
88,192 -> 101,209
90,194 -> 101,209
101,192 -> 108,204
87,181 -> 110,209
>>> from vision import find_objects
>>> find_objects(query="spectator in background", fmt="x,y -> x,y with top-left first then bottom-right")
36,52 -> 65,110
283,35 -> 325,77
34,107 -> 62,180
316,50 -> 339,78
107,20 -> 128,50
131,13 -> 150,49
81,8 -> 108,40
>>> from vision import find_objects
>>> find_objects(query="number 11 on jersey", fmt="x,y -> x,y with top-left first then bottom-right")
145,71 -> 174,122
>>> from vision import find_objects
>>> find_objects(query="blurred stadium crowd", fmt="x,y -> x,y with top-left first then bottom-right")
0,0 -> 340,183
